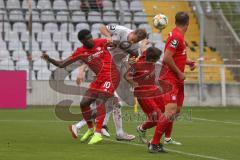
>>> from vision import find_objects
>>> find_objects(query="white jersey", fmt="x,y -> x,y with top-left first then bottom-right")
106,24 -> 140,68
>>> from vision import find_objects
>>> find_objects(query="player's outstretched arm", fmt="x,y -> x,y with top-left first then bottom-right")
41,53 -> 78,68
163,49 -> 185,80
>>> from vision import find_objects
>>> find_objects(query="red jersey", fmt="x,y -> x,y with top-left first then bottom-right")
70,38 -> 119,82
162,27 -> 187,79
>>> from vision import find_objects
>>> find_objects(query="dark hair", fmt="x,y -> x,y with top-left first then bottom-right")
134,28 -> 147,41
78,29 -> 92,41
146,47 -> 162,61
175,11 -> 189,26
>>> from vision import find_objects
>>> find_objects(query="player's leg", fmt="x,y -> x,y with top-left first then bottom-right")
88,98 -> 107,144
79,91 -> 96,142
164,84 -> 184,145
112,95 -> 135,141
148,103 -> 176,153
69,120 -> 87,139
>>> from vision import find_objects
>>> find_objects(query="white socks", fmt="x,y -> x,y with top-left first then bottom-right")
75,120 -> 86,130
113,106 -> 124,136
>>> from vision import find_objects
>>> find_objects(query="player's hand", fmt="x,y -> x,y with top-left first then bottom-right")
76,71 -> 85,86
189,61 -> 196,71
41,53 -> 49,62
177,72 -> 185,81
129,56 -> 138,65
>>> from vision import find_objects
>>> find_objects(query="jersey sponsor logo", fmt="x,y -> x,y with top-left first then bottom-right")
87,50 -> 104,62
170,39 -> 179,49
96,47 -> 101,51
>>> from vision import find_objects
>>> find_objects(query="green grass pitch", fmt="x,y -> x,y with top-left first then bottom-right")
0,106 -> 239,160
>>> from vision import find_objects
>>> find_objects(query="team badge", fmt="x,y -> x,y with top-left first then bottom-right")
170,39 -> 179,48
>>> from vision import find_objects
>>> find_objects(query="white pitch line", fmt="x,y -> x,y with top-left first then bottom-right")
105,139 -> 227,160
192,117 -> 240,125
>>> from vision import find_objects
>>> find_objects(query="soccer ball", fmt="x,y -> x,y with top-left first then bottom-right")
153,13 -> 168,31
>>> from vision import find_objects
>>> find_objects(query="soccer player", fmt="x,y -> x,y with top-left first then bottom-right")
160,11 -> 196,147
70,25 -> 147,141
42,29 -> 120,145
124,46 -> 173,153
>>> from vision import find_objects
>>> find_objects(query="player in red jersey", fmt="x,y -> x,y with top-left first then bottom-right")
159,12 -> 196,146
125,46 -> 173,153
42,29 -> 120,145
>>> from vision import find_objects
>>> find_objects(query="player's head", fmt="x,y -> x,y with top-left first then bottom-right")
78,29 -> 94,48
128,29 -> 147,44
175,11 -> 189,31
145,47 -> 162,63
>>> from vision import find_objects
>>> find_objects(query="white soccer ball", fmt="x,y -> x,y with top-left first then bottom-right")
153,13 -> 168,31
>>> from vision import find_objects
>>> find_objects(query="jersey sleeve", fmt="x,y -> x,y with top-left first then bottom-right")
70,48 -> 83,61
165,36 -> 181,54
106,24 -> 129,35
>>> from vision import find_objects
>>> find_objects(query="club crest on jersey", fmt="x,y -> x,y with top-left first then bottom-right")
170,39 -> 179,48
109,24 -> 116,31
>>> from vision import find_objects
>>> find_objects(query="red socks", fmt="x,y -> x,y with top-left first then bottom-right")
80,106 -> 93,129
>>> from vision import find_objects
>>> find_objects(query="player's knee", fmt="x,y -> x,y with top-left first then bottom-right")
80,98 -> 92,107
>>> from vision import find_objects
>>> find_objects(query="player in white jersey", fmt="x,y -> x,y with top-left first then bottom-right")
69,24 -> 147,141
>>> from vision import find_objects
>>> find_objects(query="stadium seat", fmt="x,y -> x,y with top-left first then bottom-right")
115,0 -> 129,11
56,11 -> 70,22
69,32 -> 79,43
75,23 -> 90,32
60,23 -> 74,33
121,12 -> 132,23
148,33 -> 162,43
8,40 -> 24,51
0,41 -> 7,50
0,59 -> 15,70
58,41 -> 72,52
48,50 -> 60,59
103,11 -> 118,23
25,40 -> 40,51
41,41 -> 56,51
9,10 -> 24,22
139,23 -> 152,33
88,11 -> 102,23
53,31 -> 67,42
12,50 -> 27,60
6,0 -> 21,9
37,31 -> 51,42
27,71 -> 36,80
32,51 -> 42,60
62,51 -> 73,59
37,0 -> 52,10
5,31 -> 19,42
32,22 -> 43,33
103,0 -> 114,11
91,23 -> 104,32
53,0 -> 68,11
130,0 -> 143,11
71,11 -> 87,23
0,9 -> 8,21
41,10 -> 55,22
25,10 -> 40,21
73,42 -> 82,51
37,68 -> 52,80
124,23 -> 136,29
133,12 -> 147,24
0,50 -> 10,60
22,0 -> 37,10
69,0 -> 81,11
13,22 -> 27,33
92,31 -> 100,39
44,22 -> 59,33
33,59 -> 48,71
0,0 -> 5,9
0,22 -> 11,32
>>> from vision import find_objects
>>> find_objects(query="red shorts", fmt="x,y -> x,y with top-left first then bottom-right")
137,97 -> 165,115
161,77 -> 184,107
89,74 -> 120,98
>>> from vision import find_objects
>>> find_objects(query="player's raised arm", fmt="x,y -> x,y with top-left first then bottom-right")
41,52 -> 79,68
99,25 -> 113,42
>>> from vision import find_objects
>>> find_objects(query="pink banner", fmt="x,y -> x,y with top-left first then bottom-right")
0,71 -> 26,109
